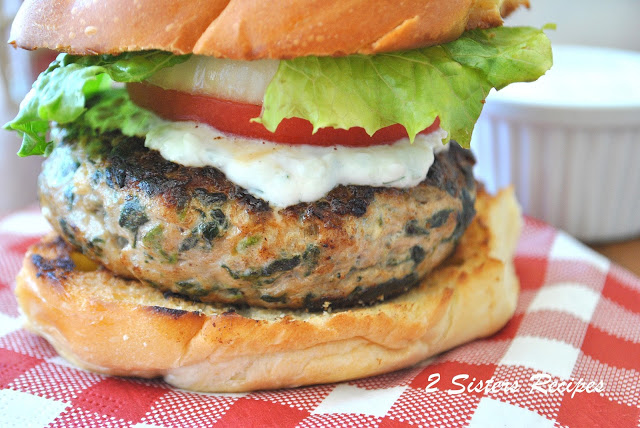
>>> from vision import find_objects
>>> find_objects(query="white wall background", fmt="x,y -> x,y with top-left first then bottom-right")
1,0 -> 43,215
505,0 -> 640,52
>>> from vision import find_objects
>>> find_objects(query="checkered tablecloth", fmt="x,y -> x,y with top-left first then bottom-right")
1,208 -> 639,428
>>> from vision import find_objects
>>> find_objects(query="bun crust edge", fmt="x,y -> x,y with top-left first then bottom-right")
15,188 -> 521,392
10,0 -> 529,59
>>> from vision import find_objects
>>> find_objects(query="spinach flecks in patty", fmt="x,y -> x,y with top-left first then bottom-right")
178,208 -> 229,251
193,188 -> 227,205
237,235 -> 262,252
445,189 -> 476,243
119,198 -> 149,247
411,245 -> 426,264
260,294 -> 288,304
302,245 -> 321,276
222,254 -> 302,281
143,225 -> 178,264
404,219 -> 430,236
263,255 -> 302,276
175,279 -> 208,296
179,235 -> 199,252
427,209 -> 453,228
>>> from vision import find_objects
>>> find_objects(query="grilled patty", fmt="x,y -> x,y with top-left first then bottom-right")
39,128 -> 476,310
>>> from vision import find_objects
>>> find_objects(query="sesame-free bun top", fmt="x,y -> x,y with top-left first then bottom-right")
9,0 -> 529,59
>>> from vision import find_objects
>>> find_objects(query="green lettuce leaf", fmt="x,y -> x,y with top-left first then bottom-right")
258,26 -> 552,146
4,51 -> 189,156
5,26 -> 551,156
78,89 -> 163,137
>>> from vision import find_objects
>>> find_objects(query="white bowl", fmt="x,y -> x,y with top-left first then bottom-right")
472,45 -> 640,242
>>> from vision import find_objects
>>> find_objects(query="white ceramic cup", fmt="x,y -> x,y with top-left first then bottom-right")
472,45 -> 640,242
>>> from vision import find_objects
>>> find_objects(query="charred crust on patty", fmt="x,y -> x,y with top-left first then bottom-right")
303,272 -> 420,311
283,186 -> 377,225
98,133 -> 272,215
39,129 -> 477,309
63,129 -> 474,220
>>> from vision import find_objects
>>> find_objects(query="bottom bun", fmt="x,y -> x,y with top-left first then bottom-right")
15,188 -> 521,392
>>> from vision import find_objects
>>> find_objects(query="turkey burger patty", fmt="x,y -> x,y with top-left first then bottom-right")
39,127 -> 476,310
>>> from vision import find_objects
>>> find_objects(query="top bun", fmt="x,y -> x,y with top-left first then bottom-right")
9,0 -> 529,60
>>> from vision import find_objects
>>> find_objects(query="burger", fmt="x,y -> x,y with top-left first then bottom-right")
4,0 -> 551,392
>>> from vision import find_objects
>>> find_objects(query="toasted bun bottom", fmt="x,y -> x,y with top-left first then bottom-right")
15,188 -> 521,392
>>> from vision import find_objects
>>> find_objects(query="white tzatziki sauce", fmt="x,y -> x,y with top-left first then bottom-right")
145,122 -> 449,208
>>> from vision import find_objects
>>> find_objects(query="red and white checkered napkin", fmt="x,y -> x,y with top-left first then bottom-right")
1,209 -> 640,428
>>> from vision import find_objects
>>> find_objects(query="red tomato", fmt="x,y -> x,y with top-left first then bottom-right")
127,82 -> 439,147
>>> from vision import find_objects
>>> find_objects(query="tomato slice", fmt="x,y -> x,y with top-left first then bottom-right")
127,82 -> 439,147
